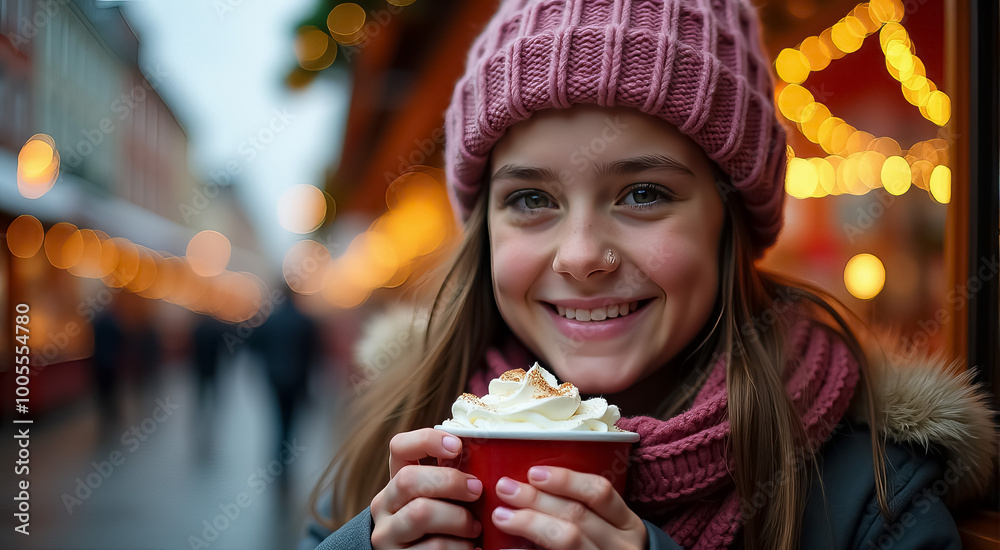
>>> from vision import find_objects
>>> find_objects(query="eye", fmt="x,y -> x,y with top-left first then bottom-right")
507,190 -> 555,210
619,183 -> 675,208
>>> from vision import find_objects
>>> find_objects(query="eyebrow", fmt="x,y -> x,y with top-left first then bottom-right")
490,165 -> 560,184
595,154 -> 695,178
490,154 -> 695,184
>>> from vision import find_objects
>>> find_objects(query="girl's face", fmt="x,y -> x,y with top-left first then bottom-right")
487,107 -> 725,394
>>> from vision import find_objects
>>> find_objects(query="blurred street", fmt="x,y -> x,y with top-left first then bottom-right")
1,0 -> 995,547
0,353 -> 343,550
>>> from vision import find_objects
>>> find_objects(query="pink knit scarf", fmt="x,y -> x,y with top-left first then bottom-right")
467,319 -> 859,549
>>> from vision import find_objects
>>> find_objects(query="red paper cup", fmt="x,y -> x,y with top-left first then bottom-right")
435,425 -> 639,550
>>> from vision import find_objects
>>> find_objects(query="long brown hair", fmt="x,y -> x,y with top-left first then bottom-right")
312,195 -> 498,528
310,185 -> 889,549
715,199 -> 888,548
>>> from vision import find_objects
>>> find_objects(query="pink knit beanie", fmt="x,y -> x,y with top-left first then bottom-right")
445,0 -> 787,253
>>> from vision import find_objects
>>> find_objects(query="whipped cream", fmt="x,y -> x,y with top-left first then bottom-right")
441,363 -> 622,432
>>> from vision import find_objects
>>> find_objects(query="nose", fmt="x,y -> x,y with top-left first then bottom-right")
551,215 -> 619,280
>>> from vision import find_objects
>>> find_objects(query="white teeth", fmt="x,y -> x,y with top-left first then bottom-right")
555,301 -> 642,321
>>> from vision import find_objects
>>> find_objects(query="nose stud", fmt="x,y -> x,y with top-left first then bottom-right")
605,248 -> 617,266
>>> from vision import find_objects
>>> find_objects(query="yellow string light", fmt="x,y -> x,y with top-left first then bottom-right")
776,1 -> 952,199
929,165 -> 951,203
810,157 -> 837,197
775,48 -> 811,84
881,155 -> 912,195
786,157 -> 819,199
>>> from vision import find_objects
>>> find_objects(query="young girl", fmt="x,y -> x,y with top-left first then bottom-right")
304,0 -> 997,548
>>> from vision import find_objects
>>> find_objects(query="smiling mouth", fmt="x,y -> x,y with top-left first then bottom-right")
546,299 -> 653,322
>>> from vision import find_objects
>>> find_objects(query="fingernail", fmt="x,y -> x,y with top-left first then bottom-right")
473,520 -> 482,536
528,467 -> 550,482
496,477 -> 519,496
493,506 -> 514,523
442,435 -> 461,453
467,478 -> 483,494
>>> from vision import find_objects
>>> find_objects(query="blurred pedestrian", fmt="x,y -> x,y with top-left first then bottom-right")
254,285 -> 320,464
192,315 -> 227,415
91,307 -> 123,444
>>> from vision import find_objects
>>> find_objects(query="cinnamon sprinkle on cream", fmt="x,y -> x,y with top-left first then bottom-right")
500,369 -> 526,382
458,393 -> 494,410
522,367 -> 576,398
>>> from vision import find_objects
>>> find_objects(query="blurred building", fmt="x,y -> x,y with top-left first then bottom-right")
0,0 -> 260,413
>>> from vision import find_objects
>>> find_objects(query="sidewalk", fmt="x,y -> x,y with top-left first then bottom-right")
1,353 -> 343,550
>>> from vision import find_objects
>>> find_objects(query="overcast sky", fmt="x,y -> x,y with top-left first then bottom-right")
118,0 -> 348,264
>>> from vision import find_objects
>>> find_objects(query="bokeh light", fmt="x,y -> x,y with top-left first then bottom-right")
851,4 -> 879,34
104,238 -> 140,288
816,117 -> 850,155
19,216 -> 262,320
125,249 -> 158,293
44,222 -> 82,269
809,157 -> 836,196
844,253 -> 886,300
830,18 -> 863,53
316,169 -> 456,308
819,28 -> 845,60
17,134 -> 60,199
67,229 -> 104,278
164,258 -> 206,308
870,0 -> 904,24
327,3 -> 366,45
7,215 -> 45,258
277,184 -> 331,234
283,240 -> 333,294
775,48 -> 810,84
798,36 -> 831,71
96,234 -> 120,279
929,165 -> 951,204
777,84 -> 816,123
799,103 -> 831,144
295,26 -> 337,71
186,230 -> 231,278
322,264 -> 372,309
870,137 -> 902,158
844,130 -> 874,154
172,269 -> 209,309
140,255 -> 178,300
857,151 -> 885,190
213,271 -> 264,323
880,155 -> 911,195
785,157 -> 818,199
924,90 -> 951,125
909,159 -> 934,190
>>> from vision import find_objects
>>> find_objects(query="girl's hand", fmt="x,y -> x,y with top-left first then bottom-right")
491,466 -> 648,550
370,428 -> 483,549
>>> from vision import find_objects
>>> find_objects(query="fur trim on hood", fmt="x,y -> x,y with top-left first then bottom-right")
847,354 -> 998,507
353,307 -> 998,506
